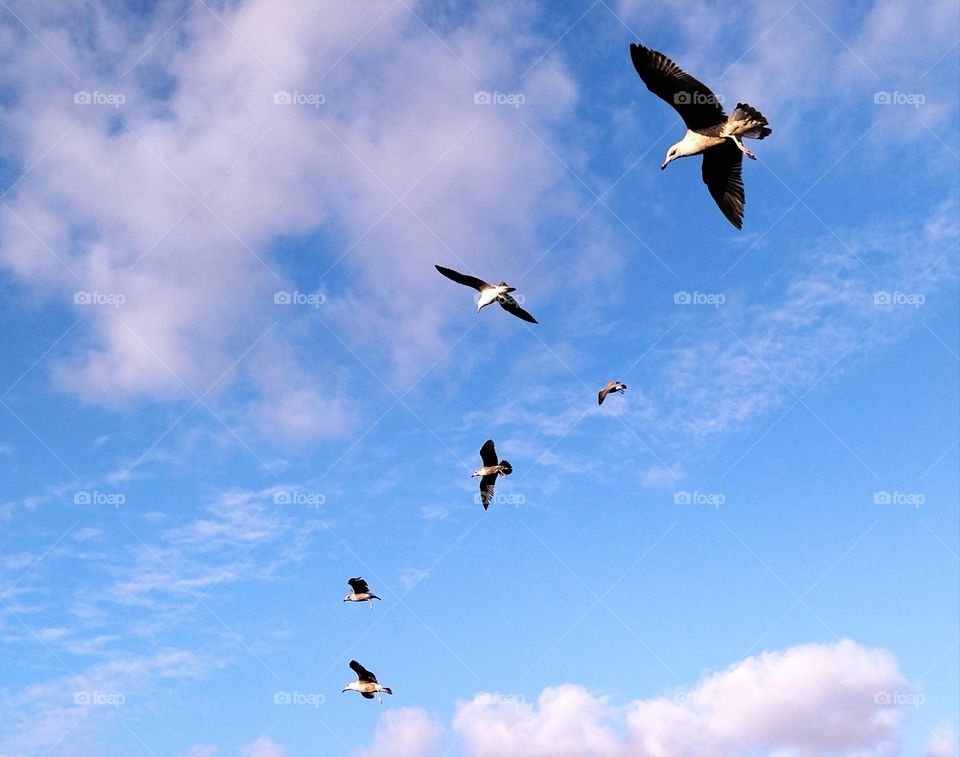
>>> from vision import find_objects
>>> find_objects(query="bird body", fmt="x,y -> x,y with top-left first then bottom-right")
630,43 -> 771,228
435,265 -> 537,323
343,660 -> 393,702
598,381 -> 627,405
343,577 -> 380,609
472,439 -> 513,510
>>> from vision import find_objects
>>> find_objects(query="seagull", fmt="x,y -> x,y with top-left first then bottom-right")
472,439 -> 513,510
435,265 -> 537,323
343,577 -> 380,609
630,43 -> 772,229
598,381 -> 627,405
342,660 -> 393,703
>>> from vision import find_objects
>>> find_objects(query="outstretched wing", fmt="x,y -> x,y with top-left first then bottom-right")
630,43 -> 726,131
479,474 -> 497,510
435,265 -> 489,291
350,660 -> 377,683
479,439 -> 498,467
497,293 -> 538,324
598,386 -> 610,405
701,141 -> 745,229
347,577 -> 369,594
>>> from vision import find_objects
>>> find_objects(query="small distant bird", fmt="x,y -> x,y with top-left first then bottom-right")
598,381 -> 627,405
472,439 -> 513,510
342,660 -> 393,702
343,577 -> 380,609
435,265 -> 537,323
630,43 -> 772,229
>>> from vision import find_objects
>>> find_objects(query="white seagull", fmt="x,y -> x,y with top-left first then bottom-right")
472,439 -> 513,510
598,381 -> 627,405
435,265 -> 538,323
343,577 -> 380,609
342,659 -> 393,702
630,43 -> 772,229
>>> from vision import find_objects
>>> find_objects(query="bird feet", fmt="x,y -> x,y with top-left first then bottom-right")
731,136 -> 757,160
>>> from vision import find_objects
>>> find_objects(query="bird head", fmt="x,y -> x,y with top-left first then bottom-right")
661,144 -> 682,170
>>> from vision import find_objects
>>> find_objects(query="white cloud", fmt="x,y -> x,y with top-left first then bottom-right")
926,723 -> 958,757
243,737 -> 287,757
453,640 -> 909,756
359,707 -> 444,757
0,0 -> 579,440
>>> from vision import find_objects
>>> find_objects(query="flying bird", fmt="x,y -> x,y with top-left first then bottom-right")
343,577 -> 380,609
472,439 -> 513,510
342,660 -> 393,702
630,43 -> 772,229
598,381 -> 627,405
435,265 -> 537,323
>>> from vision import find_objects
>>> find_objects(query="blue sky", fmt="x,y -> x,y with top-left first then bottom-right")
0,0 -> 957,755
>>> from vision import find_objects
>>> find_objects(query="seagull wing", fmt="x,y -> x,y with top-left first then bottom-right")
435,265 -> 489,291
497,293 -> 538,323
598,384 -> 611,405
701,141 -> 745,229
350,660 -> 377,683
630,44 -> 726,131
347,577 -> 369,594
479,474 -> 497,510
479,439 -> 499,467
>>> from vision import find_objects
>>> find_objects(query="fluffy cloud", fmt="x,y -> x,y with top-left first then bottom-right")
0,0 -> 578,437
452,640 -> 908,756
358,707 -> 444,757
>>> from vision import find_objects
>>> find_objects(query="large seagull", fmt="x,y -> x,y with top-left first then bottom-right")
435,265 -> 538,323
630,43 -> 771,229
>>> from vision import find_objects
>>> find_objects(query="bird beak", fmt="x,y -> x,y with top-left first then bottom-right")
660,160 -> 669,170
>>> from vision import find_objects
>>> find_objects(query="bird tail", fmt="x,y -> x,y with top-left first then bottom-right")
371,594 -> 381,600
381,687 -> 393,695
499,461 -> 513,476
728,103 -> 771,139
